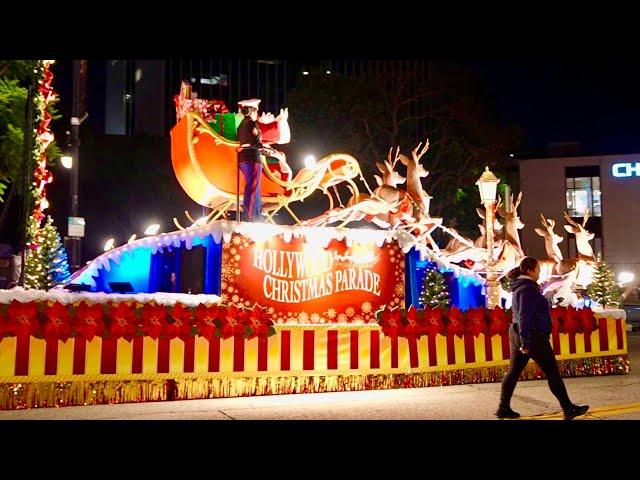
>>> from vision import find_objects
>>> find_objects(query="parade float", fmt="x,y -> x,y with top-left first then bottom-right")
0,80 -> 629,409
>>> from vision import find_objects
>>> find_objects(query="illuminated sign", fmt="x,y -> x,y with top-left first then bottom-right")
612,162 -> 640,178
222,233 -> 405,324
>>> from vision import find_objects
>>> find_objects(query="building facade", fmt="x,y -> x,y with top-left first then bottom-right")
519,154 -> 640,279
104,59 -> 433,138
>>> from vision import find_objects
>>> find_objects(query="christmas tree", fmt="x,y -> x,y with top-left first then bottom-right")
419,265 -> 451,308
24,215 -> 70,290
586,255 -> 622,309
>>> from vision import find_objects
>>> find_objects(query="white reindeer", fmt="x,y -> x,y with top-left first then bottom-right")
563,209 -> 596,260
497,192 -> 525,256
535,213 -> 564,263
305,147 -> 411,228
399,140 -> 432,218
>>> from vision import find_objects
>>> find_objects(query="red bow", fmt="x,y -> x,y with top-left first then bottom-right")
167,303 -> 194,340
445,306 -> 465,337
550,307 -> 566,335
465,308 -> 487,337
42,302 -> 72,341
380,307 -> 404,339
140,303 -> 168,340
403,305 -> 422,339
74,302 -> 105,341
488,306 -> 509,336
579,307 -> 597,334
422,307 -> 444,337
194,304 -> 221,340
563,306 -> 580,335
107,302 -> 138,341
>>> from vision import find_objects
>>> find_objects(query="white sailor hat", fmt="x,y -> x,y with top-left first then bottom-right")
238,98 -> 261,109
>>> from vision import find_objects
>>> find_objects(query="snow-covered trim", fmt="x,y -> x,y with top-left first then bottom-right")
0,287 -> 220,307
65,220 -> 483,290
592,308 -> 627,321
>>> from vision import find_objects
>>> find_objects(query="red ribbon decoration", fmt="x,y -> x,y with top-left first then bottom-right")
465,307 -> 487,337
488,306 -> 509,336
380,307 -> 404,339
445,306 -> 465,337
422,307 -> 444,337
403,305 -> 422,339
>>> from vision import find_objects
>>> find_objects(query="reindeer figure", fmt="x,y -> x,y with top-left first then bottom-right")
497,191 -> 525,256
305,147 -> 411,228
563,209 -> 595,260
399,140 -> 431,218
535,213 -> 564,263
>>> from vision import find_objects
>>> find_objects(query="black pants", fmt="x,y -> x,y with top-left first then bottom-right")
499,323 -> 572,411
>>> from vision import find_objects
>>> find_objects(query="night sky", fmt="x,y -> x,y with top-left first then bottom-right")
51,58 -> 640,155
468,58 -> 640,154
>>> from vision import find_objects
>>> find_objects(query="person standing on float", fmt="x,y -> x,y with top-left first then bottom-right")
236,99 -> 264,222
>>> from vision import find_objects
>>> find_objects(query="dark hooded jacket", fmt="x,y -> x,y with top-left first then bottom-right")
510,276 -> 553,349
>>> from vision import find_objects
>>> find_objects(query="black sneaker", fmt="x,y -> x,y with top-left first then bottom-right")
564,404 -> 589,420
495,407 -> 520,419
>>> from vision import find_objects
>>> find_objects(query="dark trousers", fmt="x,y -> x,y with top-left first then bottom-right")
239,160 -> 262,221
499,323 -> 572,411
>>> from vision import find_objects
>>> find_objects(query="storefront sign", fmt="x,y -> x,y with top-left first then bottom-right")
612,162 -> 640,178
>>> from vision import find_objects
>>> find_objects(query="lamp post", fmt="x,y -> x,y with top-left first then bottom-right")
476,166 -> 501,309
67,61 -> 82,271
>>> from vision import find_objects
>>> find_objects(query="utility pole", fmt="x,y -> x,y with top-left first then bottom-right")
68,60 -> 86,271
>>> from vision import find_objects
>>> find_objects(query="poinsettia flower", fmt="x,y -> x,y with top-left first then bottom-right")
422,307 -> 445,337
195,304 -> 220,339
7,300 -> 40,337
74,302 -> 105,341
403,305 -> 422,338
379,307 -> 404,339
465,308 -> 487,337
445,306 -> 465,337
221,304 -> 248,339
42,302 -> 73,341
488,306 -> 509,336
108,302 -> 138,340
579,307 -> 597,334
246,304 -> 274,339
550,306 -> 565,336
562,306 -> 580,334
167,303 -> 194,339
141,303 -> 168,339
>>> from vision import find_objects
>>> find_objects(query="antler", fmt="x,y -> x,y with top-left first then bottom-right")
540,212 -> 548,226
386,146 -> 401,170
563,211 -> 580,227
540,212 -> 554,229
514,191 -> 523,210
582,208 -> 590,226
411,140 -> 430,163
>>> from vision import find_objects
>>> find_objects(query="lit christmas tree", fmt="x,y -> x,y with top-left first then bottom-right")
419,264 -> 451,308
24,215 -> 70,290
586,255 -> 622,309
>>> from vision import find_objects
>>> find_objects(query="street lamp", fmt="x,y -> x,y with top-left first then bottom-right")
60,155 -> 73,169
476,166 -> 501,309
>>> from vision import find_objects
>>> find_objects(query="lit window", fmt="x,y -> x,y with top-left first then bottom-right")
565,170 -> 601,217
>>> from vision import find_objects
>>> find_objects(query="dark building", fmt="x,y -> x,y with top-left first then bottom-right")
103,59 -> 434,139
105,59 -> 292,137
